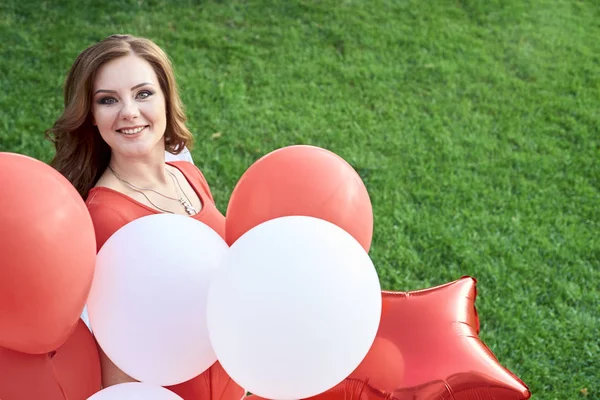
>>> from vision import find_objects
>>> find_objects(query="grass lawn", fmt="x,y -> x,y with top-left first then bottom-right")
1,0 -> 598,398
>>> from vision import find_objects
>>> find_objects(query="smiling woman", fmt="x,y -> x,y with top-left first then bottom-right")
46,34 -> 194,202
92,58 -> 168,161
44,34 -> 241,399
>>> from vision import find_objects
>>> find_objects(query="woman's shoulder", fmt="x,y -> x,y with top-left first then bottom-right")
86,188 -> 145,252
87,186 -> 131,211
167,161 -> 215,203
167,160 -> 205,180
87,187 -> 154,221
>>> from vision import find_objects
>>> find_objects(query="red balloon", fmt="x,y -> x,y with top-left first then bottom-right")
313,277 -> 531,400
226,145 -> 373,252
0,319 -> 101,400
324,337 -> 404,396
166,361 -> 246,400
247,278 -> 530,400
0,153 -> 96,354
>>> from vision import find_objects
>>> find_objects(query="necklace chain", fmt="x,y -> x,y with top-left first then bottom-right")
107,165 -> 198,215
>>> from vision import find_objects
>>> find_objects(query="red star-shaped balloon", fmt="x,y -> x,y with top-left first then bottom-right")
311,277 -> 530,400
247,277 -> 530,400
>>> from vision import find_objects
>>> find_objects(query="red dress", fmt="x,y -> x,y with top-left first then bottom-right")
86,161 -> 244,400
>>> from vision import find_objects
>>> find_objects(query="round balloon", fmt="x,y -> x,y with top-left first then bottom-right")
87,382 -> 183,400
87,214 -> 228,386
0,152 -> 96,354
207,216 -> 382,399
0,319 -> 101,400
226,145 -> 373,252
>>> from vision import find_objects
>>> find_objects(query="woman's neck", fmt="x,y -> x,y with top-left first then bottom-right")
108,153 -> 169,188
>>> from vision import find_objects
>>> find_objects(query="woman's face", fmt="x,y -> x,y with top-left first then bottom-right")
91,54 -> 167,160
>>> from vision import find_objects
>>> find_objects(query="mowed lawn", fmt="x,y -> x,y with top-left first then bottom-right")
1,0 -> 598,398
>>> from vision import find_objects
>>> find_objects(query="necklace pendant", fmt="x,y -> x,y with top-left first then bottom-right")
180,198 -> 197,215
185,205 -> 196,215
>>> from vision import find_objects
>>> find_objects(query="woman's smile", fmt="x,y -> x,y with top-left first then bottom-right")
116,125 -> 149,137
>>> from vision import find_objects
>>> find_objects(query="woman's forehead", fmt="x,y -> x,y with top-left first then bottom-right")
94,55 -> 160,91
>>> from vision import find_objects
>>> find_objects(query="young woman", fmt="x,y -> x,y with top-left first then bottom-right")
46,34 -> 241,399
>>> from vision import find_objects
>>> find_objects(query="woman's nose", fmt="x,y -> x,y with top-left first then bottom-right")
120,100 -> 139,120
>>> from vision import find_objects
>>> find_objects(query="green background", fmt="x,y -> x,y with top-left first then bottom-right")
1,1 -> 598,398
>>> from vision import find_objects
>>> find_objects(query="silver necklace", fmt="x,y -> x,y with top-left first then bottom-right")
166,168 -> 198,215
108,165 -> 198,216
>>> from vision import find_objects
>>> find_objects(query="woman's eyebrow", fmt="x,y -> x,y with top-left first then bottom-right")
94,82 -> 153,95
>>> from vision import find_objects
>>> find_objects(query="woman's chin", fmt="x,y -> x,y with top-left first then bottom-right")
111,143 -> 165,160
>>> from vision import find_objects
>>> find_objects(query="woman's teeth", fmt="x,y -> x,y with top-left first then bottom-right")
119,126 -> 146,135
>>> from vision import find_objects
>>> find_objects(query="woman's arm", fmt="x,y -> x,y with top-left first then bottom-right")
98,344 -> 138,387
86,204 -> 139,387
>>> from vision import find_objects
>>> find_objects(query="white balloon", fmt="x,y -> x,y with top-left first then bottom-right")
87,214 -> 228,386
87,382 -> 183,399
207,216 -> 382,400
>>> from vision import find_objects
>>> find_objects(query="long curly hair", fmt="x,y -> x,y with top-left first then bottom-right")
46,34 -> 193,199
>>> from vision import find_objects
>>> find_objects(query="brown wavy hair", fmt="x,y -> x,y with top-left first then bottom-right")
46,34 -> 193,199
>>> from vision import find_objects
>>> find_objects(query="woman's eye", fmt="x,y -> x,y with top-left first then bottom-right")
137,90 -> 153,99
98,97 -> 117,105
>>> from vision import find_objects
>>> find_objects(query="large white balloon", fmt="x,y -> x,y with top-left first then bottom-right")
207,216 -> 382,400
87,382 -> 183,399
87,214 -> 228,386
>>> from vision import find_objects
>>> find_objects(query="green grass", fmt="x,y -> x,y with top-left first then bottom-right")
1,0 -> 599,398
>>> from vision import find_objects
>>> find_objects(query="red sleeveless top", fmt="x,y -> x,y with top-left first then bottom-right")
86,161 -> 225,251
